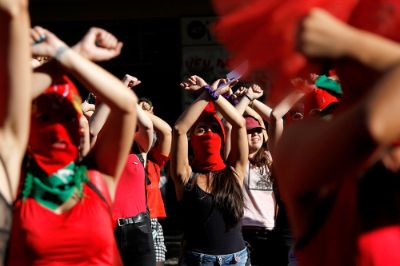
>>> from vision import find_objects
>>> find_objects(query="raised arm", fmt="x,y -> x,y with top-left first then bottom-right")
0,0 -> 31,202
301,8 -> 400,71
276,7 -> 400,199
171,76 -> 210,198
141,110 -> 172,157
211,80 -> 248,182
30,26 -> 137,183
269,89 -> 305,152
134,104 -> 154,154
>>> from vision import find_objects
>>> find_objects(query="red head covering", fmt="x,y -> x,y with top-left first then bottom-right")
245,115 -> 264,131
190,102 -> 226,172
29,75 -> 83,175
303,88 -> 339,116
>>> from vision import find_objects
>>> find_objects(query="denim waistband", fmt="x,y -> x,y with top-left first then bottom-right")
184,247 -> 248,265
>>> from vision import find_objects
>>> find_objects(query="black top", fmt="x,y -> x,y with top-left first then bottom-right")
181,182 -> 245,255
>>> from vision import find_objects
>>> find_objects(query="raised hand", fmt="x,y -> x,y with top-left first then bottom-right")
290,77 -> 315,94
139,101 -> 153,113
180,75 -> 208,92
73,27 -> 123,62
30,26 -> 67,58
122,74 -> 141,89
299,8 -> 357,58
246,84 -> 263,100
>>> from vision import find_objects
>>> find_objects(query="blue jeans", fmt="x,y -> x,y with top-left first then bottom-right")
180,247 -> 248,266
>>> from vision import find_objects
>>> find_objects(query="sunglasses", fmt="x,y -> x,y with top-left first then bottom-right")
247,128 -> 263,134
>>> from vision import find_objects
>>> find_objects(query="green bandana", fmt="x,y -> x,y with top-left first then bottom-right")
22,162 -> 88,210
315,75 -> 343,95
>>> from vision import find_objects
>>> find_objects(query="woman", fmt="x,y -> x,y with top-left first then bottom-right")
229,83 -> 298,266
171,75 -> 249,266
0,0 -> 31,264
7,27 -> 137,265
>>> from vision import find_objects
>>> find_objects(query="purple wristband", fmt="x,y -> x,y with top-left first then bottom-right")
203,85 -> 219,101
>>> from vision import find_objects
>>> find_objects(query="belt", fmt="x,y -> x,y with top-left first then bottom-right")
117,212 -> 148,227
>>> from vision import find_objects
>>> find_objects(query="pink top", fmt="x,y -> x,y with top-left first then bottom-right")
112,154 -> 146,225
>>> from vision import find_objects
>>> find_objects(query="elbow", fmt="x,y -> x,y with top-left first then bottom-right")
173,124 -> 188,136
235,117 -> 246,130
121,91 -> 138,114
366,108 -> 391,146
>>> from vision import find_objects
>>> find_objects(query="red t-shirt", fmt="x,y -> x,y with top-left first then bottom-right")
112,154 -> 146,224
146,148 -> 169,219
8,170 -> 121,266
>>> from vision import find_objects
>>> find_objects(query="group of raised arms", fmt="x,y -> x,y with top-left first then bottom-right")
1,1 -> 400,266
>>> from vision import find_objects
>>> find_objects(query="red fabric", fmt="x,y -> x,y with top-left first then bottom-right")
212,0 -> 358,104
146,148 -> 169,219
112,154 -> 146,225
244,115 -> 263,130
29,75 -> 82,175
303,88 -> 339,115
190,105 -> 226,172
8,172 -> 121,266
357,225 -> 400,266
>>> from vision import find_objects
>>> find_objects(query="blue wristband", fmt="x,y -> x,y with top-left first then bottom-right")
203,85 -> 219,101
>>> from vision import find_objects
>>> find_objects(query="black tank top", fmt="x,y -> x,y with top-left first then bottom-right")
181,180 -> 245,255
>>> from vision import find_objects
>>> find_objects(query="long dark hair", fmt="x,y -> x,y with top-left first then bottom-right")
211,167 -> 244,229
249,142 -> 273,179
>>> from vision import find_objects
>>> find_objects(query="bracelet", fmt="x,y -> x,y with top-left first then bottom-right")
224,94 -> 239,106
54,46 -> 69,61
203,85 -> 219,101
244,94 -> 253,102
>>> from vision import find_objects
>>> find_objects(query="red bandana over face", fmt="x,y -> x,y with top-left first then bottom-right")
29,75 -> 83,175
190,103 -> 226,172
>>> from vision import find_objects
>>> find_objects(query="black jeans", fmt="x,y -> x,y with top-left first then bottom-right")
114,212 -> 156,266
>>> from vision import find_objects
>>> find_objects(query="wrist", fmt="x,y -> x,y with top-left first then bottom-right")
53,45 -> 70,61
203,85 -> 219,101
223,93 -> 239,106
244,94 -> 253,102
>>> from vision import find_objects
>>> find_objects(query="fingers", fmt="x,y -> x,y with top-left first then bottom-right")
123,74 -> 141,89
94,28 -> 121,50
31,26 -> 47,45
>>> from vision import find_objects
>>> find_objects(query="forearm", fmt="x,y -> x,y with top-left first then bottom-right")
174,91 -> 209,134
135,105 -> 154,153
251,100 -> 272,122
56,48 -> 137,113
147,113 -> 172,155
214,95 -> 245,129
89,102 -> 111,138
348,29 -> 400,71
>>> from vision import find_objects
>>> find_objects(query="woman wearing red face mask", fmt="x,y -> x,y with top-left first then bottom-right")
7,26 -> 137,266
171,76 -> 248,266
0,0 -> 31,264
